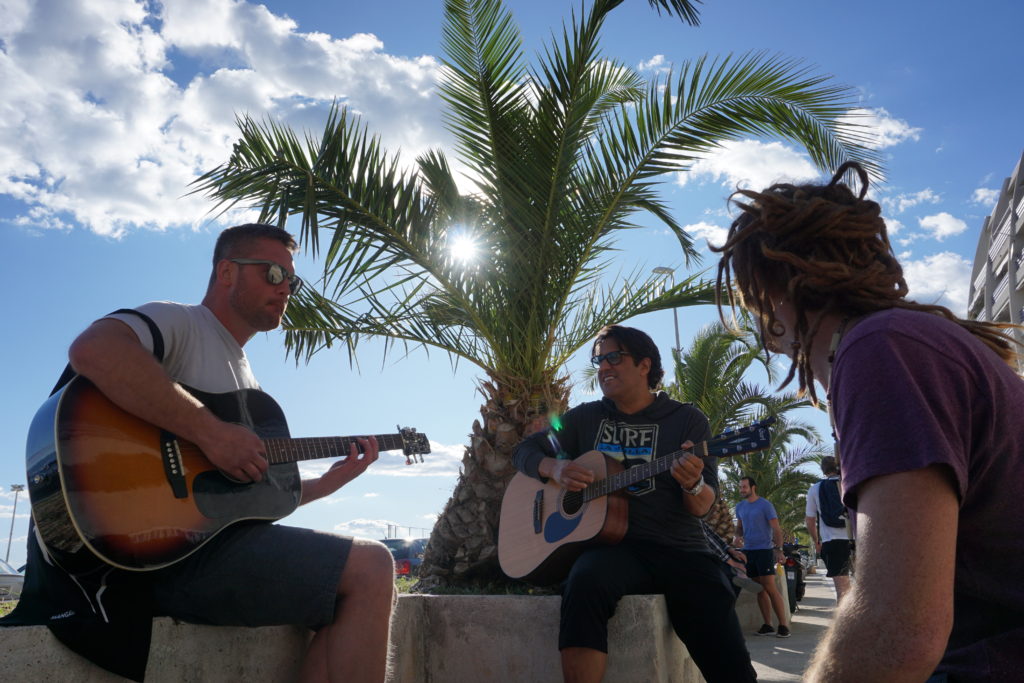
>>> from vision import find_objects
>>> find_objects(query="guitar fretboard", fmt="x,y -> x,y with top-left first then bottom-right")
262,434 -> 408,464
576,418 -> 774,503
581,443 -> 708,502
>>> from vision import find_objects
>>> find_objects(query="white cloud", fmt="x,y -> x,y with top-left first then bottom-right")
0,0 -> 444,236
683,221 -> 729,250
902,251 -> 972,315
676,139 -> 819,191
364,492 -> 380,498
297,439 -> 464,480
918,212 -> 968,241
882,188 -> 941,214
839,107 -> 921,149
332,518 -> 401,539
971,188 -> 999,207
638,54 -> 670,73
884,216 -> 904,235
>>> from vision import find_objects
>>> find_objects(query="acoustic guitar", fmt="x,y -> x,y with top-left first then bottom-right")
498,418 -> 774,584
25,375 -> 430,572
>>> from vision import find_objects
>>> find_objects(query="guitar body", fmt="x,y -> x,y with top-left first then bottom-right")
26,376 -> 300,572
498,451 -> 627,585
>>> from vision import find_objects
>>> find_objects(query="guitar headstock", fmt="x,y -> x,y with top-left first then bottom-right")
398,426 -> 431,465
705,416 -> 776,458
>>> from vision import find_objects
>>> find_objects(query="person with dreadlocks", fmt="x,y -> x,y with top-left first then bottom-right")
712,162 -> 1024,683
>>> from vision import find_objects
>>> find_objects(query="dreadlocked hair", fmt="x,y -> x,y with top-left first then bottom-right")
712,161 -> 1021,404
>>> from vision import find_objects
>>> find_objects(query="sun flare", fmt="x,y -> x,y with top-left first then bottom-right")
449,234 -> 478,263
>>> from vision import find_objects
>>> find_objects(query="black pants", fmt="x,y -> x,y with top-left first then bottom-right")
559,541 -> 757,682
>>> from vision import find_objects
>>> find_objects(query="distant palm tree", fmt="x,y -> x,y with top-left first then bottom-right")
665,323 -> 823,540
193,0 -> 877,587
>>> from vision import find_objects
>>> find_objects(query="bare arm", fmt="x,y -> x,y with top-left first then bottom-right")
733,519 -> 744,548
805,516 -> 821,551
669,443 -> 714,516
68,318 -> 268,483
769,517 -> 785,563
805,465 -> 957,682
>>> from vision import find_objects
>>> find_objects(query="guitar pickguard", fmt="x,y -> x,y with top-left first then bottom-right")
192,464 -> 300,519
542,501 -> 587,543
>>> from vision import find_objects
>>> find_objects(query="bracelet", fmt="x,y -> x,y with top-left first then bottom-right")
682,478 -> 705,496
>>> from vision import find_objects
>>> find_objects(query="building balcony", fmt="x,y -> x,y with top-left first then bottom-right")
989,219 -> 1011,265
969,289 -> 985,319
992,276 -> 1011,319
973,267 -> 988,296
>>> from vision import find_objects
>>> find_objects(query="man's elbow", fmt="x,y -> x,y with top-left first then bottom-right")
68,321 -> 137,377
68,330 -> 103,376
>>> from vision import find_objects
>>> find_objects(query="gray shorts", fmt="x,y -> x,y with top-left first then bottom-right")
151,522 -> 352,630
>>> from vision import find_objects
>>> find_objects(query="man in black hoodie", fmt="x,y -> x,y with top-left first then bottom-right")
513,325 -> 755,683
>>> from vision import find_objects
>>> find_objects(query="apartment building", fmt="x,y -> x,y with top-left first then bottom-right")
967,150 -> 1024,346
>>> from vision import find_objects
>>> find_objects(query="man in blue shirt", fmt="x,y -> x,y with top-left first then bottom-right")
734,476 -> 791,637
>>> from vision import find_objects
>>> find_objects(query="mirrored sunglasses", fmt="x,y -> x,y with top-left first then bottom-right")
229,258 -> 303,294
590,350 -> 632,367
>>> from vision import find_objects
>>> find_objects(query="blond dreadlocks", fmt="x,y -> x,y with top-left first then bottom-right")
712,161 -> 1020,404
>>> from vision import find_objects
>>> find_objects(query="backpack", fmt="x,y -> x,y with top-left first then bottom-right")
817,478 -> 847,529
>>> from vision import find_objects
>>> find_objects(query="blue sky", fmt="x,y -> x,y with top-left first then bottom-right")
2,0 -> 1022,569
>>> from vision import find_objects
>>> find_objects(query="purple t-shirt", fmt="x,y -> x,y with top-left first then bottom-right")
735,497 -> 778,550
831,308 -> 1024,681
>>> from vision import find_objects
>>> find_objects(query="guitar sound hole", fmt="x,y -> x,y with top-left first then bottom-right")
561,491 -> 584,516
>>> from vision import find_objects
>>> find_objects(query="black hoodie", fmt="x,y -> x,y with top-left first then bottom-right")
513,392 -> 716,552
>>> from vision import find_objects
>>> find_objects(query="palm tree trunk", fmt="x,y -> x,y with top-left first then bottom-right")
416,374 -> 568,589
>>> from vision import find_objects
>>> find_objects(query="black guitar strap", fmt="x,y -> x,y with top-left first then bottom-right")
49,308 -> 165,396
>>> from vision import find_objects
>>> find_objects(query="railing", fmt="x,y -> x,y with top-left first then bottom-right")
992,276 -> 1010,316
969,288 -> 985,317
973,266 -> 988,295
989,219 -> 1011,265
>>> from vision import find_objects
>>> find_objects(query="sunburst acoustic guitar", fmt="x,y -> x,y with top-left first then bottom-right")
498,418 -> 775,584
25,375 -> 430,572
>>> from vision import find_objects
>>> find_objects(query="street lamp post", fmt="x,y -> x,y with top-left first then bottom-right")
6,484 -> 24,563
653,267 -> 680,353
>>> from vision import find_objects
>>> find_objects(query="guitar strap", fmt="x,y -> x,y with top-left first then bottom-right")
49,308 -> 165,396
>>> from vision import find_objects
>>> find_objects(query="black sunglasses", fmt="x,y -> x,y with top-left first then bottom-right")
590,350 -> 632,367
229,258 -> 303,294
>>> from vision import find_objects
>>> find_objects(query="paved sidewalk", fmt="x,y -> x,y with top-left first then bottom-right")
744,569 -> 837,681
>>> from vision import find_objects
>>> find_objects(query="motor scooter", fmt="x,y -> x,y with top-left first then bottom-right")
781,542 -> 807,613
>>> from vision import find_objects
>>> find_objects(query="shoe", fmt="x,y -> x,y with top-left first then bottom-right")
755,624 -> 775,636
776,625 -> 791,638
731,573 -> 764,594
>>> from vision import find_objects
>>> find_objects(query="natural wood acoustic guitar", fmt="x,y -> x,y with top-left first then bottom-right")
498,418 -> 774,584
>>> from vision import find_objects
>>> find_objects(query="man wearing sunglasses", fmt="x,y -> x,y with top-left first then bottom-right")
513,325 -> 755,683
31,223 -> 395,681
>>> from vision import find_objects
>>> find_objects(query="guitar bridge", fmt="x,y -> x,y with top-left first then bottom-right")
160,430 -> 189,499
532,490 -> 543,534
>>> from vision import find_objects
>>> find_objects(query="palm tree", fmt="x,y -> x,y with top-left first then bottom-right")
665,323 -> 823,540
192,0 -> 877,587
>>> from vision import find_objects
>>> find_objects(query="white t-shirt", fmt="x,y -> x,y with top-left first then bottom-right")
108,302 -> 259,393
805,476 -> 849,543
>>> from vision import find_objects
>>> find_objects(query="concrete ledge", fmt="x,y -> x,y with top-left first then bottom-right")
1,618 -> 312,682
3,572 -> 786,681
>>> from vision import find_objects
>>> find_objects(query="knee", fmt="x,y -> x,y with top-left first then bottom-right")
339,539 -> 397,598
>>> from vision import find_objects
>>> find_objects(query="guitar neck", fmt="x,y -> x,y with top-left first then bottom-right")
581,443 -> 709,502
261,434 -> 406,465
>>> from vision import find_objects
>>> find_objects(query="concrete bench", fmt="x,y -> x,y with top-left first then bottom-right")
3,572 -> 786,682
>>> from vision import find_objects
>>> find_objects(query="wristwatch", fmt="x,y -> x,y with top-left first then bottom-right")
683,478 -> 705,496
